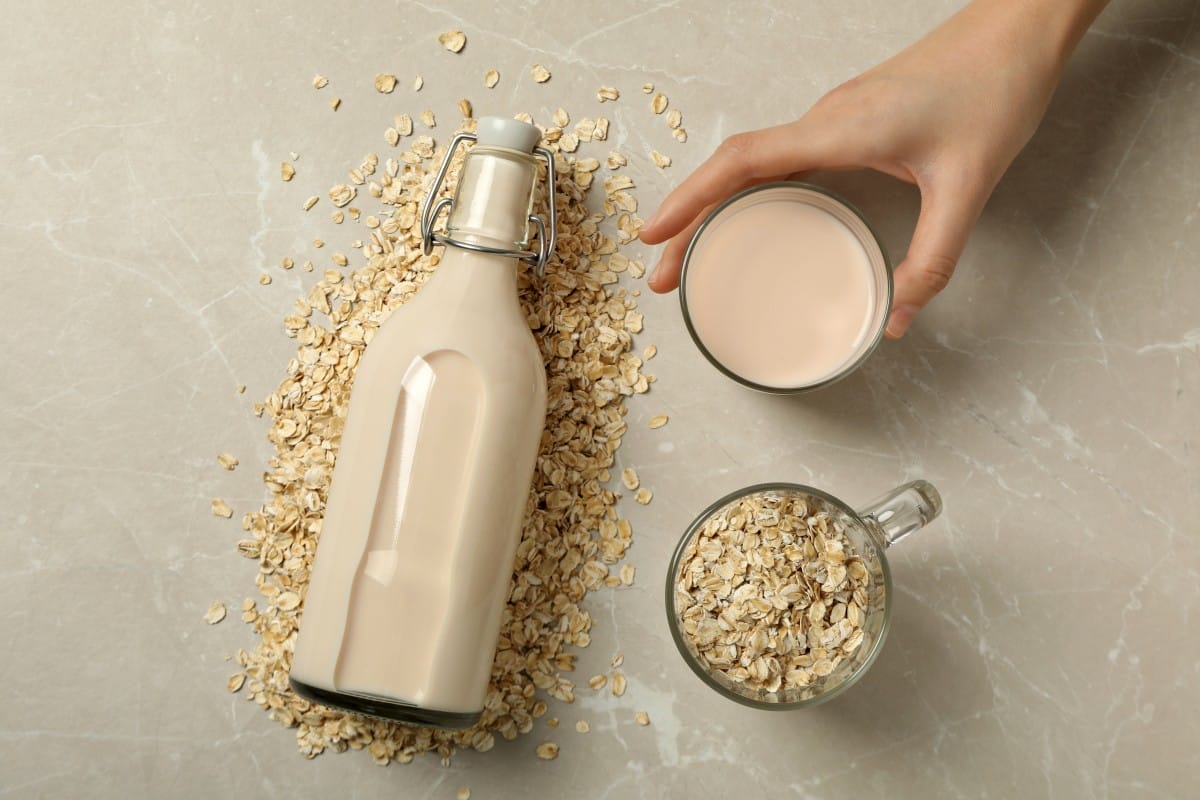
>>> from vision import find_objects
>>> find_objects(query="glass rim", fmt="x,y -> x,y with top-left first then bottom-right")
677,181 -> 894,395
664,481 -> 895,711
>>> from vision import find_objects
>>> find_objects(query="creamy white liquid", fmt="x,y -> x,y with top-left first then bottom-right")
332,349 -> 484,700
684,188 -> 887,389
290,250 -> 547,714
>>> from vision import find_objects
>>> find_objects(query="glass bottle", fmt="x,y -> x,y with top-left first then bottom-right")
290,118 -> 556,728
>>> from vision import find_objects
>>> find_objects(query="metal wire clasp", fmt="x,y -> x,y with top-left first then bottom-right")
419,132 -> 558,277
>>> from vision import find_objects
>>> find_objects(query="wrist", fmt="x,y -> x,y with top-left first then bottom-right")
978,0 -> 1111,72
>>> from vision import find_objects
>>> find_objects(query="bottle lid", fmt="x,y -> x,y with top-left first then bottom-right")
475,117 -> 541,154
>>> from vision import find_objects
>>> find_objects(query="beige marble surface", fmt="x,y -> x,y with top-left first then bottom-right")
3,0 -> 1199,797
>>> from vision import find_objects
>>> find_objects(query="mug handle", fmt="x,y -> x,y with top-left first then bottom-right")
856,480 -> 943,547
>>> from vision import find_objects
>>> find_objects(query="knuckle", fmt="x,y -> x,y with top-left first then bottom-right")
918,256 -> 957,294
813,75 -> 878,117
816,77 -> 860,108
717,133 -> 755,166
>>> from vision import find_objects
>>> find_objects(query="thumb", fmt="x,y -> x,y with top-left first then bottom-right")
885,182 -> 984,339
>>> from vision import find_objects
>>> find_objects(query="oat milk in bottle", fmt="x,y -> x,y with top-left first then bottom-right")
290,118 -> 555,728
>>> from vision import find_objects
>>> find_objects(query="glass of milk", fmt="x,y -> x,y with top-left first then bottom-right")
679,182 -> 892,393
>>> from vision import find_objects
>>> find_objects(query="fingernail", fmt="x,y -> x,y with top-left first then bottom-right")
648,260 -> 662,286
885,304 -> 917,338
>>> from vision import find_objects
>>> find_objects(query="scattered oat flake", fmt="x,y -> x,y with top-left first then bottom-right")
227,673 -> 246,692
276,591 -> 301,611
651,151 -> 671,169
217,453 -> 239,470
236,385 -> 246,394
332,253 -> 349,267
438,29 -> 467,53
280,162 -> 295,182
413,135 -> 435,159
611,673 -> 627,696
575,720 -> 590,733
413,74 -> 423,91
329,184 -> 356,208
313,238 -> 325,248
456,789 -> 471,800
312,75 -> 328,89
588,674 -> 608,690
574,118 -> 597,141
458,99 -> 473,119
607,150 -> 627,169
642,83 -> 654,93
203,601 -> 227,624
673,127 -> 688,143
546,718 -> 559,729
612,653 -> 624,668
667,109 -> 683,129
621,467 -> 639,490
620,564 -> 636,586
643,344 -> 657,360
635,711 -> 650,726
648,414 -> 669,429
374,73 -> 397,93
420,109 -> 436,128
635,488 -> 653,505
211,498 -> 233,518
330,97 -> 341,111
536,742 -> 559,760
395,113 -> 413,136
597,86 -> 619,102
651,93 -> 668,114
302,195 -> 319,211
484,69 -> 500,88
531,64 -> 551,83
553,107 -> 569,128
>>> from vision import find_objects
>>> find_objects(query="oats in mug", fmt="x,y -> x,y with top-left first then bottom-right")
673,492 -> 871,694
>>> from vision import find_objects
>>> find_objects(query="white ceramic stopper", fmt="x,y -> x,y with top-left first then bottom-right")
474,117 -> 541,153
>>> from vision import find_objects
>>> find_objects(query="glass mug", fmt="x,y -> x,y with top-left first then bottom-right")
665,480 -> 942,709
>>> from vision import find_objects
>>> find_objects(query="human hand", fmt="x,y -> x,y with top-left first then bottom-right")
640,0 -> 1110,337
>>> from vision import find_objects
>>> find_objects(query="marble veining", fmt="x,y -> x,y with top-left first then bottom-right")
1,0 -> 1197,797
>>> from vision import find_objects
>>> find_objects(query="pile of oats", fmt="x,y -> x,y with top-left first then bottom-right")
673,491 -> 871,695
229,105 -> 655,764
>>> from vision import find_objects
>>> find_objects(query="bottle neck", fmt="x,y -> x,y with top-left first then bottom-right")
447,145 -> 539,253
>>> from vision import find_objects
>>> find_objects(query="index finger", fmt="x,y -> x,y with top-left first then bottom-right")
639,119 -> 848,245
